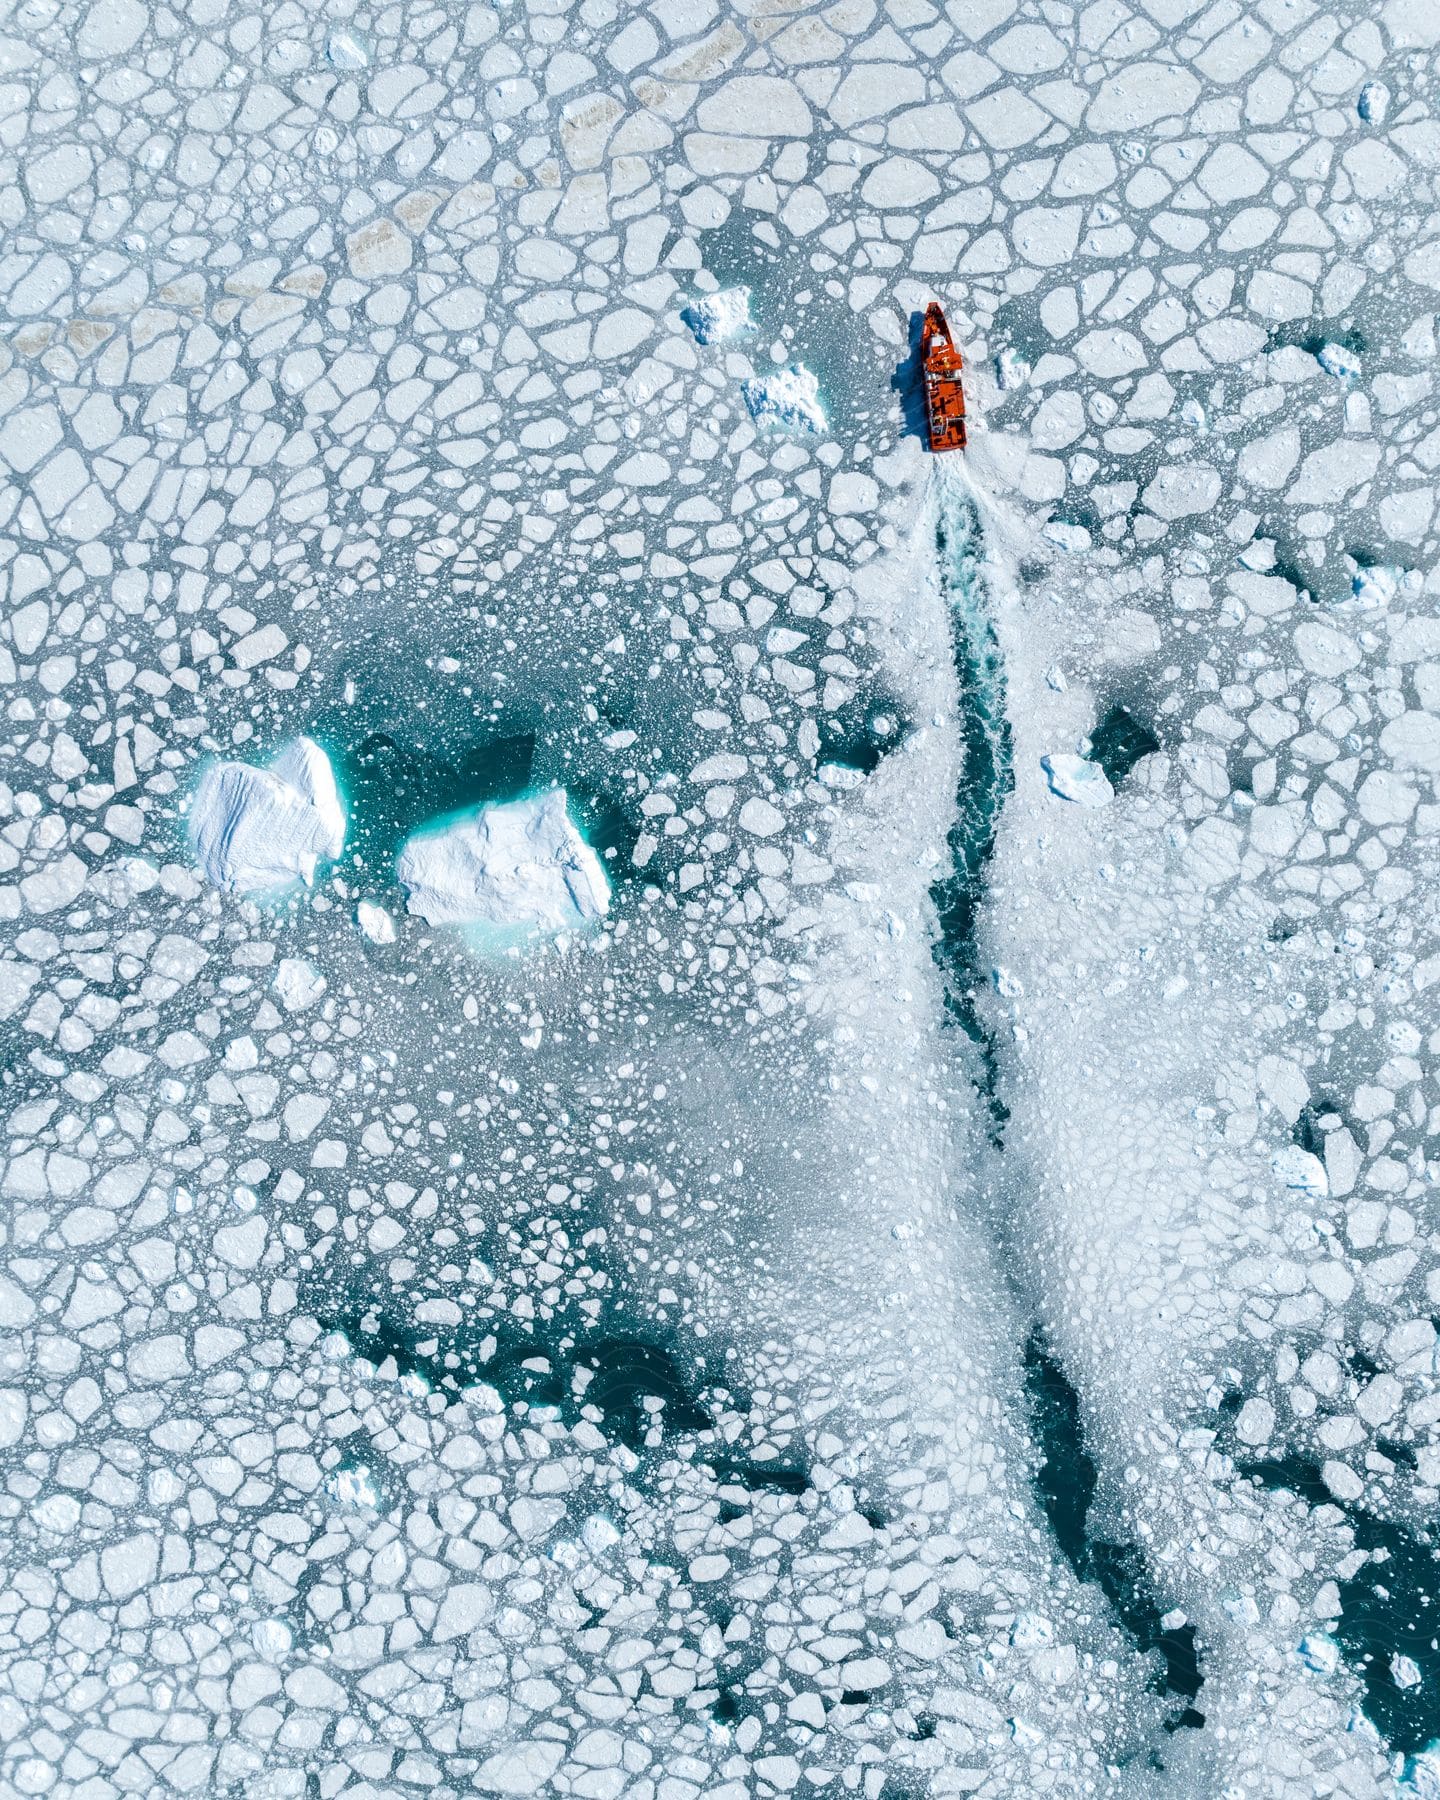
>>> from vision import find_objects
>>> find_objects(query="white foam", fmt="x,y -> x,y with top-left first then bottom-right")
189,736 -> 345,893
742,364 -> 826,435
396,790 -> 609,932
683,287 -> 752,345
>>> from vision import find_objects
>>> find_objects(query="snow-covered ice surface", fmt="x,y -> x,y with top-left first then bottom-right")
4,2 -> 1440,1798
396,790 -> 609,933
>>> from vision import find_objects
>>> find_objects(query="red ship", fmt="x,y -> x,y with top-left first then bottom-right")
921,302 -> 967,453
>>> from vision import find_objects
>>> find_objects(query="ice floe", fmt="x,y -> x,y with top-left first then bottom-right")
188,736 -> 344,893
396,790 -> 609,932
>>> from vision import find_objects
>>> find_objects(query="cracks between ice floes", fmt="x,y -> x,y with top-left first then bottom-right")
926,473 -> 1208,1757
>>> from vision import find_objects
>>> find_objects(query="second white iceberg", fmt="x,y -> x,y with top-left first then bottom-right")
396,790 -> 609,933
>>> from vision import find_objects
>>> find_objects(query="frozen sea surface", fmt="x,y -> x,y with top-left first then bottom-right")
3,2 -> 1440,1798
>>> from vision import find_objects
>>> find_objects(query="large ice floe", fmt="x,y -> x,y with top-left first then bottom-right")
396,790 -> 608,932
188,736 -> 344,893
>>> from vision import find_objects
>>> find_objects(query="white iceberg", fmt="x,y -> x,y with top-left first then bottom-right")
1040,753 -> 1113,809
396,790 -> 609,933
189,736 -> 345,893
1297,1632 -> 1340,1675
1316,342 -> 1360,380
742,364 -> 826,435
1271,1144 -> 1328,1196
682,287 -> 752,345
1394,1653 -> 1423,1690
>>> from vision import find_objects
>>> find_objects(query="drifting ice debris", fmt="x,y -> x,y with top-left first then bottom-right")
1394,1654 -> 1423,1691
682,287 -> 752,345
396,790 -> 609,932
1317,342 -> 1360,380
742,364 -> 826,435
1041,754 -> 1114,808
1271,1145 -> 1328,1195
189,735 -> 345,893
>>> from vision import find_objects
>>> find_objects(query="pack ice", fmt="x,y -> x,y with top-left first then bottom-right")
396,790 -> 608,932
189,737 -> 344,893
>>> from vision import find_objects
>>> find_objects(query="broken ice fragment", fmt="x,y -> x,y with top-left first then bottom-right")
189,736 -> 344,894
356,900 -> 397,945
396,790 -> 609,932
1316,342 -> 1360,380
1271,1145 -> 1328,1195
682,287 -> 752,345
742,364 -> 826,435
1040,753 -> 1113,808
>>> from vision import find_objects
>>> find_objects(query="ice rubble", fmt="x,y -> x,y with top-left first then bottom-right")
188,736 -> 344,893
681,286 -> 752,345
395,790 -> 609,931
741,363 -> 826,435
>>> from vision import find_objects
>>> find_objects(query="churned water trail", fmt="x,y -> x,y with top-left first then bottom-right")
927,470 -> 1013,1137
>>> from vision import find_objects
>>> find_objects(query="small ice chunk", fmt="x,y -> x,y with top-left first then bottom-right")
1316,342 -> 1360,380
396,790 -> 609,932
1041,753 -> 1113,808
356,900 -> 397,945
1010,1613 -> 1052,1649
1394,1654 -> 1423,1691
1298,1632 -> 1340,1675
1358,81 -> 1389,125
1272,1145 -> 1328,1195
190,736 -> 344,893
682,287 -> 752,345
742,364 -> 826,435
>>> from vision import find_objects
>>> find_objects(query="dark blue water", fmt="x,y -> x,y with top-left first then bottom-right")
1025,1331 -> 1205,1733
